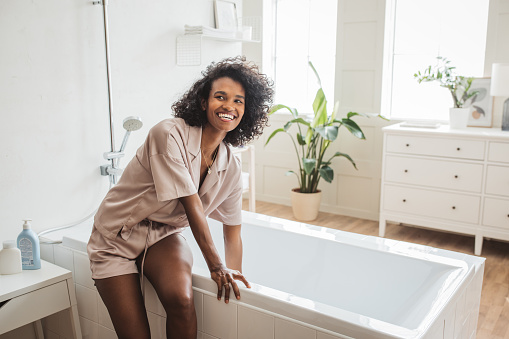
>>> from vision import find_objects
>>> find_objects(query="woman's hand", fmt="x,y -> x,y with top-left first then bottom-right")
179,195 -> 250,303
210,264 -> 251,303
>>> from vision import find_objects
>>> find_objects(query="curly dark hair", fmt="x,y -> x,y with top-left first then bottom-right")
172,56 -> 273,147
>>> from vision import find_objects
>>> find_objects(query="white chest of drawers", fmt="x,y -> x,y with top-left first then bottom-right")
379,123 -> 509,255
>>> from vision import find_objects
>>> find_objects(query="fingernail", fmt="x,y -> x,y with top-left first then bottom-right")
237,296 -> 240,300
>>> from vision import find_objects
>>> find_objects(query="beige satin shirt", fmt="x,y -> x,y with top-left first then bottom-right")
94,118 -> 243,240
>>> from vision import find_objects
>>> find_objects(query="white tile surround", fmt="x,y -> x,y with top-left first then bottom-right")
39,242 -> 355,339
38,230 -> 484,339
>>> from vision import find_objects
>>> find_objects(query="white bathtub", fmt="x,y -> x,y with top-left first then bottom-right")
42,211 -> 485,339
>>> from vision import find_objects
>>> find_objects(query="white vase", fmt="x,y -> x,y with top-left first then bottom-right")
449,107 -> 470,129
290,188 -> 322,221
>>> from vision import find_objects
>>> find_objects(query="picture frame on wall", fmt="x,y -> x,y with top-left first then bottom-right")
214,0 -> 238,32
468,77 -> 493,127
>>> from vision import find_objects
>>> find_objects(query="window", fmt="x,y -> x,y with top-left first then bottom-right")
382,0 -> 490,121
273,0 -> 338,114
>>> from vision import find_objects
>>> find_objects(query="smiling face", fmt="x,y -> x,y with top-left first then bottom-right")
202,77 -> 245,136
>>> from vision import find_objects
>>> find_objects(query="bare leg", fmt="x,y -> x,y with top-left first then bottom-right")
95,274 -> 150,339
142,233 -> 197,339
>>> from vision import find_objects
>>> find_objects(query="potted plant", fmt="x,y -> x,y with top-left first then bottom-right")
265,62 -> 373,221
414,56 -> 478,128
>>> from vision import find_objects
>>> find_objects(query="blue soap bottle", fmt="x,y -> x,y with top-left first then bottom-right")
17,219 -> 41,270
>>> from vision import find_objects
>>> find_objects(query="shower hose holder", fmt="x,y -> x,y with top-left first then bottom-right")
100,116 -> 143,184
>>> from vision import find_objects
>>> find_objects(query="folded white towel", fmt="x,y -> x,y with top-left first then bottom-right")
184,25 -> 237,38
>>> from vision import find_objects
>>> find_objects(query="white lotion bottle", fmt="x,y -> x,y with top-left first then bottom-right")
0,240 -> 23,274
17,219 -> 41,270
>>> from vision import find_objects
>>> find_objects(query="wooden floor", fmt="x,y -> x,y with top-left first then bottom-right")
242,200 -> 509,339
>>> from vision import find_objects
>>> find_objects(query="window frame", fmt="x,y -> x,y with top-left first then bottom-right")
380,0 -> 489,123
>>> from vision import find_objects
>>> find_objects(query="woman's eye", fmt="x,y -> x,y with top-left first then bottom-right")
235,99 -> 244,104
215,96 -> 224,100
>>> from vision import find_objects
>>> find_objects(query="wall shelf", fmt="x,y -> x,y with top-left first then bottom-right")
177,17 -> 261,66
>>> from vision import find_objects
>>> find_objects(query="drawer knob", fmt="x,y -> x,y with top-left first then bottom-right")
403,199 -> 406,202
454,175 -> 458,179
452,206 -> 456,210
404,169 -> 408,173
406,144 -> 410,147
456,147 -> 461,151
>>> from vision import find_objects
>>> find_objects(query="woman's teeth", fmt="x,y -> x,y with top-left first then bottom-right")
218,113 -> 235,120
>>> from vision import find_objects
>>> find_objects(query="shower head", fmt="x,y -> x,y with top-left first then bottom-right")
119,116 -> 143,152
123,116 -> 143,132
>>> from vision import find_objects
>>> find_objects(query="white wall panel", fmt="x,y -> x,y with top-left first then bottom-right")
75,285 -> 98,323
343,22 -> 378,63
194,290 -> 204,332
263,166 -> 296,198
275,318 -> 316,339
202,294 -> 238,339
496,13 -> 509,59
344,0 -> 379,14
147,312 -> 166,339
238,306 -> 275,339
484,0 -> 509,128
501,0 -> 509,11
79,316 -> 98,339
73,251 -> 95,290
319,179 -> 339,208
97,296 -> 114,331
337,175 -> 374,211
98,325 -> 117,339
340,71 -> 376,109
336,126 -> 377,161
330,0 -> 388,221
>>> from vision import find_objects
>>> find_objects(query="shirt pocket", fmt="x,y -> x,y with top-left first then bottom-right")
119,224 -> 134,241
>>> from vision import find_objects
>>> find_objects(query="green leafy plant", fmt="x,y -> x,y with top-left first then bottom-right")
414,56 -> 478,108
265,62 -> 375,194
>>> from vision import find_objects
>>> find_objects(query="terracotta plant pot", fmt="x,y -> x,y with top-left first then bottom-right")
290,188 -> 322,221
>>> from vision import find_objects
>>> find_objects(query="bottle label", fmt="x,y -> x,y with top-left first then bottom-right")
19,238 -> 34,266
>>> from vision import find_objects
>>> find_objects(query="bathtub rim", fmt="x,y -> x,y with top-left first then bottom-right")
51,210 -> 483,268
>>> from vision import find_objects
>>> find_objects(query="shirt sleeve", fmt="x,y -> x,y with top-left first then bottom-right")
148,124 -> 197,202
149,153 -> 197,201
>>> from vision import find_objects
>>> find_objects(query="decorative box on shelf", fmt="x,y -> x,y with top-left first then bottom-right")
379,123 -> 509,255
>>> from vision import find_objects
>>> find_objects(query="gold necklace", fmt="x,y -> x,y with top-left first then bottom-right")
201,146 -> 218,175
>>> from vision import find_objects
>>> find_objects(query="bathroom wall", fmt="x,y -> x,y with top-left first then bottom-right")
0,0 -> 242,244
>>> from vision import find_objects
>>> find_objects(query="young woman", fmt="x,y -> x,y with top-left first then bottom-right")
87,56 -> 273,339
